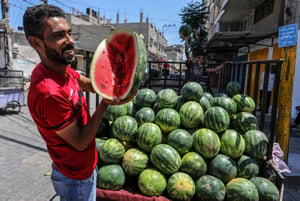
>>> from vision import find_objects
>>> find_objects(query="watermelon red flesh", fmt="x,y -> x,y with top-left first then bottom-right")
90,30 -> 146,100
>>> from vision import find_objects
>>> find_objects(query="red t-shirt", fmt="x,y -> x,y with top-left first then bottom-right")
28,63 -> 97,179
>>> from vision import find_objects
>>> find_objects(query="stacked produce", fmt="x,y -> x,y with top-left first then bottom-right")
95,81 -> 280,201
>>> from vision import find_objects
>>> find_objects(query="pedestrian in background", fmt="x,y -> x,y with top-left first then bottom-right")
23,4 -> 134,201
180,31 -> 231,83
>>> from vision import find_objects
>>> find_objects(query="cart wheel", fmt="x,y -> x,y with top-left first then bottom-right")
6,101 -> 21,114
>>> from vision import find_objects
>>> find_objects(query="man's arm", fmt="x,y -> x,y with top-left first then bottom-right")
205,61 -> 232,73
180,33 -> 191,65
56,90 -> 136,151
78,74 -> 95,93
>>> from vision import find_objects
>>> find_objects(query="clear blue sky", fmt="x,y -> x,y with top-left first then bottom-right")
3,0 -> 194,45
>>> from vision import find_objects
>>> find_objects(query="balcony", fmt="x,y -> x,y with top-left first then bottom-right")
207,0 -> 282,51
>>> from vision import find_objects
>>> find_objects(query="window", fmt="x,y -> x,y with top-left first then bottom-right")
254,0 -> 274,23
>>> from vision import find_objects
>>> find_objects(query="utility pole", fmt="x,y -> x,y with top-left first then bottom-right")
1,0 -> 11,69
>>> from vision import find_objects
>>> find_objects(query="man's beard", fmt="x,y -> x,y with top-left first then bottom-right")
44,43 -> 75,65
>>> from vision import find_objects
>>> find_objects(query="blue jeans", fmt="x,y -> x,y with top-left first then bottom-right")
51,164 -> 97,201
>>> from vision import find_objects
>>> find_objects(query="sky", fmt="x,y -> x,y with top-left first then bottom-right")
3,0 -> 194,45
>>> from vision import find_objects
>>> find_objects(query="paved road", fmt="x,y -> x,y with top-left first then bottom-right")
1,94 -> 300,201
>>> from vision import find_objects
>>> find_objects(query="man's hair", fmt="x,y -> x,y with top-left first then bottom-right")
23,4 -> 65,39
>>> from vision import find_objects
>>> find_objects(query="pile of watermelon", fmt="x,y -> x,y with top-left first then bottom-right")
95,81 -> 280,201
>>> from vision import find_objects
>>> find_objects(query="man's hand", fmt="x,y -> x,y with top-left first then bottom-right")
102,90 -> 138,106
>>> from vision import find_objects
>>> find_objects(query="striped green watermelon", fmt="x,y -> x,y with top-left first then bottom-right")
179,101 -> 204,128
167,129 -> 193,156
199,96 -> 211,112
135,88 -> 157,108
237,155 -> 260,179
155,108 -> 181,133
202,92 -> 214,101
135,107 -> 155,125
195,175 -> 226,201
150,144 -> 181,175
244,130 -> 268,159
180,151 -> 207,179
204,106 -> 230,133
250,177 -> 280,201
233,94 -> 256,113
232,112 -> 257,134
156,88 -> 178,109
226,81 -> 242,97
122,148 -> 149,176
90,29 -> 147,101
99,138 -> 125,164
226,178 -> 259,201
138,169 -> 167,196
210,96 -> 237,117
193,128 -> 221,158
104,104 -> 127,121
112,115 -> 138,142
174,95 -> 185,112
97,164 -> 125,190
181,81 -> 203,102
208,154 -> 237,184
179,24 -> 193,37
167,172 -> 195,201
220,129 -> 245,158
136,123 -> 162,153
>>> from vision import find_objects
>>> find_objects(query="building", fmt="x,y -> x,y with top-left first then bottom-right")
205,0 -> 300,117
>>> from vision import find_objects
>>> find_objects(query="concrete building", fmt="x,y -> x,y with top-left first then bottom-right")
205,0 -> 300,118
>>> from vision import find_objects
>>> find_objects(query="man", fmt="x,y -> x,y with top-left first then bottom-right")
180,31 -> 231,83
23,4 -> 134,201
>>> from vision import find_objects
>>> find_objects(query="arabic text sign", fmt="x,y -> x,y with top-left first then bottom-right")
278,23 -> 298,48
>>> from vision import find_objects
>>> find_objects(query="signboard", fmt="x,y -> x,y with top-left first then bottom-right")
278,23 -> 298,48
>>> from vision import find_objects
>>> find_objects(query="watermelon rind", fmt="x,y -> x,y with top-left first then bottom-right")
90,30 -> 147,100
167,172 -> 195,201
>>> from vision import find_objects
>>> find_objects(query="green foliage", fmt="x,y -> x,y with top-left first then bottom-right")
179,1 -> 209,57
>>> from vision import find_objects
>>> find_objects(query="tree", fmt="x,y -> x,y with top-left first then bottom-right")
179,1 -> 209,57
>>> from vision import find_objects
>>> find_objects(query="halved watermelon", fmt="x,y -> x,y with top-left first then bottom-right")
90,29 -> 147,100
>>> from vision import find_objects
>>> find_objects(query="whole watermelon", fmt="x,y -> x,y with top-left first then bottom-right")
237,155 -> 260,179
208,154 -> 237,184
233,94 -> 256,113
136,123 -> 162,153
193,128 -> 221,158
199,96 -> 211,112
90,29 -> 147,101
99,138 -> 125,164
122,148 -> 149,176
138,169 -> 167,197
150,144 -> 182,175
112,115 -> 138,142
179,24 -> 193,37
202,92 -> 214,101
226,81 -> 242,97
156,88 -> 178,109
232,112 -> 257,134
244,130 -> 269,159
97,164 -> 125,190
210,96 -> 237,117
179,101 -> 204,128
135,88 -> 157,108
195,175 -> 226,201
167,172 -> 195,201
180,151 -> 207,180
181,81 -> 203,102
226,178 -> 259,201
250,177 -> 280,201
155,108 -> 181,133
204,106 -> 230,133
103,104 -> 127,121
220,129 -> 245,158
135,107 -> 155,125
167,129 -> 193,156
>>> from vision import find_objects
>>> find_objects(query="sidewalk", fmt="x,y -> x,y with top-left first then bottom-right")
0,104 -> 300,201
